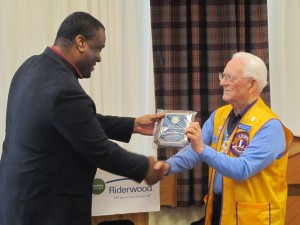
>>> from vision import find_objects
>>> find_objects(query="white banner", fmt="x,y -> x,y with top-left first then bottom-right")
92,169 -> 160,216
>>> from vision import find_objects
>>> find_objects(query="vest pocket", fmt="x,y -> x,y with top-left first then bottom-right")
236,202 -> 270,225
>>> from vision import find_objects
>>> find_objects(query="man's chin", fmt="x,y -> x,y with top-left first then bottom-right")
82,73 -> 92,79
222,95 -> 230,102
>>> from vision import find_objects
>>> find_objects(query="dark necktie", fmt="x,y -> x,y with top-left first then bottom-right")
227,112 -> 241,135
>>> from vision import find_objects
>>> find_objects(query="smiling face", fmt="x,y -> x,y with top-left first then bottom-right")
220,58 -> 253,108
75,28 -> 106,78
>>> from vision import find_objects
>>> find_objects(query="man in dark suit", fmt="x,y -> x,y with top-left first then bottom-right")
0,12 -> 164,225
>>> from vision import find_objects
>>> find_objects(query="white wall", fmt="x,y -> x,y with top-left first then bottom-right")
268,1 -> 300,137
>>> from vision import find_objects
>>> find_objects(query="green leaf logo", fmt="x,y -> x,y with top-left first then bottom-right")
93,178 -> 106,195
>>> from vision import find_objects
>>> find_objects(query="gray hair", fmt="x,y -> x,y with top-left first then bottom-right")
232,52 -> 268,92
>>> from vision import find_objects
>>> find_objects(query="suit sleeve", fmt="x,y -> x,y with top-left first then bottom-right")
50,88 -> 148,182
96,114 -> 134,143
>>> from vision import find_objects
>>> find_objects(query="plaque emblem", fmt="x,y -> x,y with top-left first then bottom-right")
154,110 -> 197,148
171,116 -> 180,124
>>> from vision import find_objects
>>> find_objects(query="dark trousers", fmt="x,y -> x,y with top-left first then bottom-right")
212,193 -> 222,225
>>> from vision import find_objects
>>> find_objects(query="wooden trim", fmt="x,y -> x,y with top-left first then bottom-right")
160,174 -> 177,207
286,137 -> 300,225
288,184 -> 300,196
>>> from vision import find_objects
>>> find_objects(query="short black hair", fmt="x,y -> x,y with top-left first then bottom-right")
54,11 -> 105,46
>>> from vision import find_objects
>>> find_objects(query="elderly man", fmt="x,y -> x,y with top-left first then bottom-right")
155,52 -> 293,225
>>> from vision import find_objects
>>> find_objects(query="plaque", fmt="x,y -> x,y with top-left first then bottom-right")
154,110 -> 197,148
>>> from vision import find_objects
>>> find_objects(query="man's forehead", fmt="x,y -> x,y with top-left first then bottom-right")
225,58 -> 245,73
89,28 -> 106,47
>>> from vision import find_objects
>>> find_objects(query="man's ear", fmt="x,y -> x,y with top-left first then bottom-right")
75,35 -> 86,52
249,78 -> 258,92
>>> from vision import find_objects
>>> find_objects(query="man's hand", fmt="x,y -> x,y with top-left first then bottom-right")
144,156 -> 165,185
185,122 -> 205,155
153,160 -> 170,176
133,113 -> 165,136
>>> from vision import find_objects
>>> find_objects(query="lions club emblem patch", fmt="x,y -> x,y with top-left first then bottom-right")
230,132 -> 249,156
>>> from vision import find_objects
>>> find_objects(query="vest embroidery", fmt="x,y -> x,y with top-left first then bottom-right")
229,131 -> 250,156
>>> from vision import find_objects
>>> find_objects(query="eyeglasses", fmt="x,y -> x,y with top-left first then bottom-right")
219,73 -> 248,83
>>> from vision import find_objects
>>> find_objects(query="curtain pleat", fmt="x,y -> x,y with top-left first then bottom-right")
150,0 -> 269,207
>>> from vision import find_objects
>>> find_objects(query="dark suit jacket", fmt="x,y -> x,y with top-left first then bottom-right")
0,47 -> 149,225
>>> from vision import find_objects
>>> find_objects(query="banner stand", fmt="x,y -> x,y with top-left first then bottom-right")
92,169 -> 160,217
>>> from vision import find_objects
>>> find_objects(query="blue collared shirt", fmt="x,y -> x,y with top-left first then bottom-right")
166,110 -> 285,194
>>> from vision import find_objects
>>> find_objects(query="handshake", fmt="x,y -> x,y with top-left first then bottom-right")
134,113 -> 203,185
144,156 -> 169,185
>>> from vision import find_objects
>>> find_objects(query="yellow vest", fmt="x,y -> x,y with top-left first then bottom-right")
204,98 -> 293,225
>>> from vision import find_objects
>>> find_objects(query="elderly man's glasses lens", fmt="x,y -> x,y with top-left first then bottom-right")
219,73 -> 247,82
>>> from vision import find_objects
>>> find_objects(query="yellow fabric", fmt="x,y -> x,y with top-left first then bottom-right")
204,98 -> 293,225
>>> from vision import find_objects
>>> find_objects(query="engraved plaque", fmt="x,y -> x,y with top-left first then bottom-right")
154,110 -> 197,148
